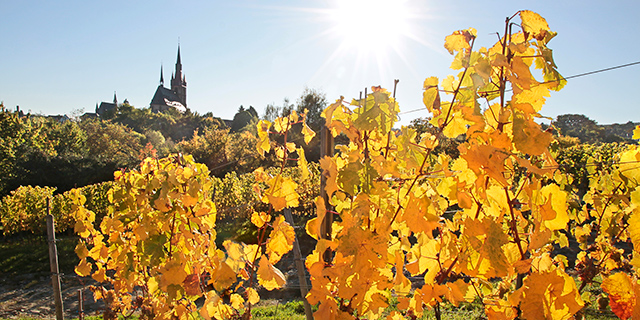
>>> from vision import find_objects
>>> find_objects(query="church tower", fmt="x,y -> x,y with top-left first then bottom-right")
170,45 -> 187,108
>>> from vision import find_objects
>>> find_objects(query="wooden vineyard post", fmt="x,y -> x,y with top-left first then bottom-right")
320,124 -> 334,264
284,208 -> 313,320
46,198 -> 64,320
78,289 -> 84,320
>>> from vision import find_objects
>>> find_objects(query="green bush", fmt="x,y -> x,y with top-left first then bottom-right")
0,185 -> 56,235
213,162 -> 320,220
0,181 -> 114,236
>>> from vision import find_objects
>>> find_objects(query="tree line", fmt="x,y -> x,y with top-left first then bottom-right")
0,88 -> 328,199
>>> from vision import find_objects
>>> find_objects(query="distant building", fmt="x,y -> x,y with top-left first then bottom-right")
48,114 -> 71,122
150,46 -> 188,113
95,92 -> 118,117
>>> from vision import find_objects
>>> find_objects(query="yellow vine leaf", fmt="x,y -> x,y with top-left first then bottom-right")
200,292 -> 233,320
257,257 -> 286,291
538,184 -> 569,231
302,122 -> 316,144
393,252 -> 411,295
319,156 -> 339,197
520,10 -> 550,40
213,260 -> 236,292
423,77 -> 440,113
75,258 -> 92,277
444,28 -> 477,55
633,125 -> 640,140
618,148 -> 640,181
160,260 -> 188,288
230,293 -> 244,310
266,215 -> 295,264
92,267 -> 108,283
262,175 -> 299,211
602,273 -> 636,320
509,56 -> 535,90
297,147 -> 310,181
460,144 -> 510,186
251,211 -> 270,228
256,119 -> 271,156
246,287 -> 260,305
512,113 -> 552,156
183,274 -> 201,296
513,269 -> 583,320
386,311 -> 406,320
514,83 -> 550,112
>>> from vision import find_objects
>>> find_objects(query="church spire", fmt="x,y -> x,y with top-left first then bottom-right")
176,44 -> 181,65
113,91 -> 118,105
171,44 -> 186,108
160,65 -> 164,85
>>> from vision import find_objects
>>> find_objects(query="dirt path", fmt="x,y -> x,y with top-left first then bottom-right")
0,273 -> 102,319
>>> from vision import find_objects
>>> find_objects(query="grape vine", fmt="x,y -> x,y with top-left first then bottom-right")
303,10 -> 638,320
69,10 -> 640,320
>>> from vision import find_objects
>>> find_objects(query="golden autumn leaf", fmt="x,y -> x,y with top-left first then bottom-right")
538,183 -> 569,231
602,273 -> 636,320
266,215 -> 295,264
183,273 -> 201,296
213,261 -> 237,292
633,125 -> 640,140
460,144 -> 510,186
262,175 -> 299,211
319,156 -> 339,197
514,269 -> 583,320
520,10 -> 550,40
297,147 -> 310,181
302,122 -> 316,144
230,293 -> 244,310
246,287 -> 260,305
160,260 -> 188,288
200,292 -> 233,320
251,211 -> 270,228
512,113 -> 553,156
423,77 -> 441,113
306,217 -> 320,240
75,258 -> 92,277
257,257 -> 286,291
256,119 -> 271,156
444,28 -> 477,55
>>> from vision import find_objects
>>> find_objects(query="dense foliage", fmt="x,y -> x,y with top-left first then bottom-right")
71,128 -> 313,319
0,182 -> 112,235
296,11 -> 640,320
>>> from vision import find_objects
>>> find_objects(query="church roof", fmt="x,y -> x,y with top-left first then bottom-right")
97,102 -> 117,116
150,85 -> 186,113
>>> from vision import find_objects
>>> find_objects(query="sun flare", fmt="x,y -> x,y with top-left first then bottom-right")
330,0 -> 413,54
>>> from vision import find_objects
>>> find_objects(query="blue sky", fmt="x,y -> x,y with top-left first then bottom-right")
1,1 -> 639,126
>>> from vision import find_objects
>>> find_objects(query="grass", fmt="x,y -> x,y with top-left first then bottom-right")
251,300 -> 308,320
0,298 -> 621,320
0,234 -> 79,275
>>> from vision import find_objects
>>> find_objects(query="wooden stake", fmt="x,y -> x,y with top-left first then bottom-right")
78,289 -> 84,320
46,198 -> 64,320
284,209 -> 313,320
319,124 -> 334,264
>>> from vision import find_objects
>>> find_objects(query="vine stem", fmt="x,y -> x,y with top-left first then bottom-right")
388,36 -> 476,229
250,114 -> 296,280
505,188 -> 525,260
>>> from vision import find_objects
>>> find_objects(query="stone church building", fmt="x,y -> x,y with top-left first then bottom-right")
150,46 -> 188,113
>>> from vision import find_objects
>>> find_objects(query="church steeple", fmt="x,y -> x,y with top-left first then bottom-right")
171,44 -> 186,108
113,91 -> 117,105
160,65 -> 164,85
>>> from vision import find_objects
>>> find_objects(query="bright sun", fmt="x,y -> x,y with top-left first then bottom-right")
330,0 -> 412,54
